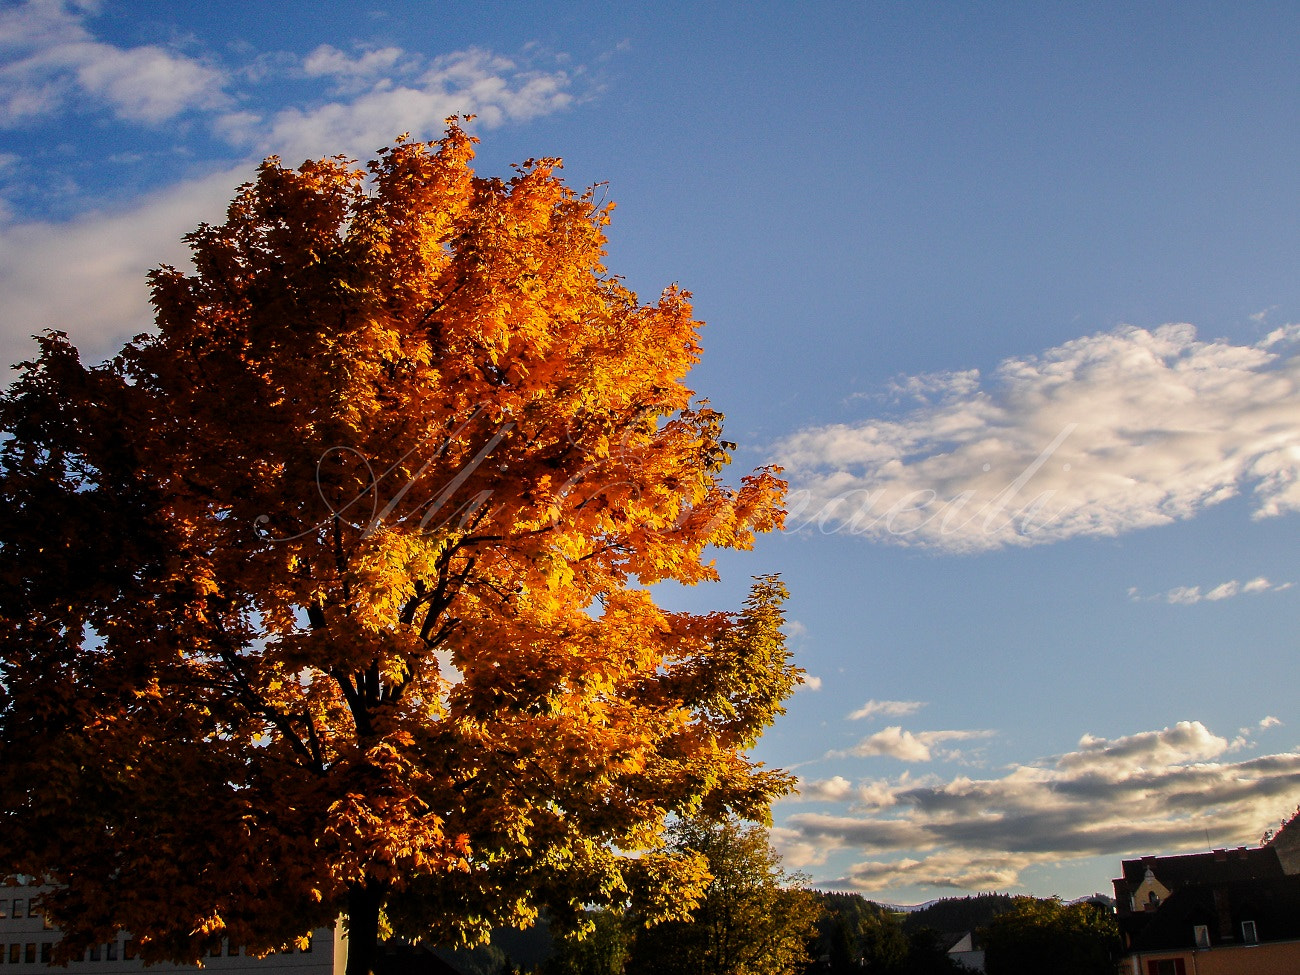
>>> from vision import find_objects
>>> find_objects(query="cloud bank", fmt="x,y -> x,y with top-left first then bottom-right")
781,720 -> 1300,894
777,324 -> 1300,553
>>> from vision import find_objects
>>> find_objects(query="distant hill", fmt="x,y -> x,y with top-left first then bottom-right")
902,893 -> 1017,938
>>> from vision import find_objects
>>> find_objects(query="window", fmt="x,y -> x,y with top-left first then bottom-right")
9,904 -> 20,922
0,900 -> 8,919
1193,924 -> 1210,949
1242,920 -> 1258,944
25,904 -> 36,921
38,946 -> 51,964
23,945 -> 34,964
88,945 -> 99,962
1147,959 -> 1187,975
8,945 -> 19,964
124,940 -> 138,961
106,941 -> 117,961
227,943 -> 240,957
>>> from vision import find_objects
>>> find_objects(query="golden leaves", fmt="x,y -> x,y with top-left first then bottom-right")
0,119 -> 795,963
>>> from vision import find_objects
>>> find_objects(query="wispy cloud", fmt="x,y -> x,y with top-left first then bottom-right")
777,720 -> 1300,893
836,725 -> 995,763
777,324 -> 1300,553
302,43 -> 406,83
848,699 -> 926,721
219,47 -> 575,165
1129,576 -> 1293,605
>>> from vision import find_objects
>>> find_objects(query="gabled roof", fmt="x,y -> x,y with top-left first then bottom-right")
1117,845 -> 1284,892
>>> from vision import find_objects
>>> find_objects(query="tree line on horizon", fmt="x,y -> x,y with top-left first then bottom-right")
437,866 -> 1117,975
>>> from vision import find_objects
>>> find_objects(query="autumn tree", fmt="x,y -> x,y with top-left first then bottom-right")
0,122 -> 796,975
625,818 -> 821,975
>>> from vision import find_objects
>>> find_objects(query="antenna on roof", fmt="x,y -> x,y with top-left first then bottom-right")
1205,828 -> 1212,852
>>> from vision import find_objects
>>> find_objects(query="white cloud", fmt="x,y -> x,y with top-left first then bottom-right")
768,826 -> 832,869
1130,576 -> 1293,605
303,43 -> 404,80
1058,721 -> 1229,772
781,720 -> 1300,896
1260,716 -> 1283,730
777,324 -> 1300,552
226,48 -> 574,164
0,166 -> 242,372
0,0 -> 228,124
800,674 -> 823,692
0,8 -> 579,376
883,369 -> 981,405
783,620 -> 808,640
800,775 -> 856,802
839,725 -> 995,763
848,699 -> 926,721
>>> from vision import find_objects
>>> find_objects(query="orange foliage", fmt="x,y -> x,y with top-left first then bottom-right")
0,122 -> 795,974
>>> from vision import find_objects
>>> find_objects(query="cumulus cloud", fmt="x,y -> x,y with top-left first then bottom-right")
848,699 -> 926,721
1058,721 -> 1230,772
0,0 -> 228,123
777,324 -> 1300,552
1129,576 -> 1293,605
838,726 -> 995,763
777,720 -> 1300,896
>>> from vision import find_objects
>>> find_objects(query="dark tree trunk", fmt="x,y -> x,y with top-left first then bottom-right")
346,881 -> 385,975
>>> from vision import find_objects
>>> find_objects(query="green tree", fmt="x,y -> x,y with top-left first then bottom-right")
626,819 -> 821,975
545,910 -> 630,975
982,897 -> 1118,975
857,912 -> 909,973
0,124 -> 795,975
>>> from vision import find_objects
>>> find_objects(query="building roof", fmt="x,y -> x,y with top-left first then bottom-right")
1116,845 -> 1285,894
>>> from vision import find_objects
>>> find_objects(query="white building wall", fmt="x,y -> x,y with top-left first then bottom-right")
0,885 -> 345,975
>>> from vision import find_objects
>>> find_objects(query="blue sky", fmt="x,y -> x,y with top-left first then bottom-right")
3,0 -> 1299,906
